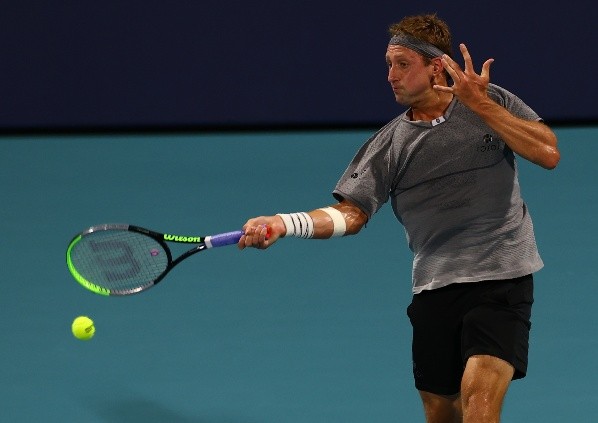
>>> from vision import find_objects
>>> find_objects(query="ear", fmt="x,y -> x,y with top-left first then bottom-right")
430,57 -> 448,84
431,57 -> 444,75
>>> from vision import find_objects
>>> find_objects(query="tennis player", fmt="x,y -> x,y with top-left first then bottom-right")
239,14 -> 559,423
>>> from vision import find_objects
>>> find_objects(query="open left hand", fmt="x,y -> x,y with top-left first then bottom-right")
433,43 -> 494,111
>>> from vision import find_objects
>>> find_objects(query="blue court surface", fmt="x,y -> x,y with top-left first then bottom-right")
1,127 -> 596,422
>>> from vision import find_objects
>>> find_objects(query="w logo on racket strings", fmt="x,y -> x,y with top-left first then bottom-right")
164,234 -> 202,243
90,240 -> 142,282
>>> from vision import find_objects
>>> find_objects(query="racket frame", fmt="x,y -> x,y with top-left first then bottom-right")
66,224 -> 241,296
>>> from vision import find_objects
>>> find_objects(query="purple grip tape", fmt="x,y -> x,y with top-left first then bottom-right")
209,230 -> 244,247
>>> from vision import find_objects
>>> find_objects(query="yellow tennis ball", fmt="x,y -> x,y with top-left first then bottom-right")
71,316 -> 95,341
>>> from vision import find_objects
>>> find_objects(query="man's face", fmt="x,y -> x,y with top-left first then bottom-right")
385,45 -> 434,106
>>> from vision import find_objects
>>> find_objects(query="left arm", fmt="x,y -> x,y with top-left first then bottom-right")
434,43 -> 560,170
468,96 -> 559,169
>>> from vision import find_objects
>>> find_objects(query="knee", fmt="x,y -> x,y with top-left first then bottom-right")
420,391 -> 462,423
461,355 -> 514,396
460,355 -> 514,421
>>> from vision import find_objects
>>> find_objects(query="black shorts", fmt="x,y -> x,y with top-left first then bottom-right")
406,275 -> 534,395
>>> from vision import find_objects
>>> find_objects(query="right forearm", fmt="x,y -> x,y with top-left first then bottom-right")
279,200 -> 367,239
239,200 -> 368,250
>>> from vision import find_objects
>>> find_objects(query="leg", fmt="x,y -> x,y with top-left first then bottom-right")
459,277 -> 534,422
419,391 -> 462,423
460,355 -> 514,423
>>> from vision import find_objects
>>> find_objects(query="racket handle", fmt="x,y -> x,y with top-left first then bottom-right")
207,226 -> 271,248
208,230 -> 244,247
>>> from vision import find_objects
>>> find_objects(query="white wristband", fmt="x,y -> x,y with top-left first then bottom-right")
318,207 -> 346,237
276,212 -> 314,238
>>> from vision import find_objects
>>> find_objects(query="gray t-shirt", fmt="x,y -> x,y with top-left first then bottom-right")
333,84 -> 544,293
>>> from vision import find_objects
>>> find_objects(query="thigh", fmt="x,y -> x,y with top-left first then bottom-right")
407,286 -> 466,395
461,275 -> 534,379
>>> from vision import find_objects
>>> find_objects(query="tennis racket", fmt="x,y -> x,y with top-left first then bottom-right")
66,224 -> 266,296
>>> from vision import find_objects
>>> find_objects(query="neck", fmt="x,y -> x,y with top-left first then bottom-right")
409,92 -> 453,122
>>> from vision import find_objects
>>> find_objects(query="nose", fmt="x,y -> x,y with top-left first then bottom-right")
387,65 -> 398,83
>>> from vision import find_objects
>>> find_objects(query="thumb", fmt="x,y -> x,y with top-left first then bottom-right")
481,58 -> 494,80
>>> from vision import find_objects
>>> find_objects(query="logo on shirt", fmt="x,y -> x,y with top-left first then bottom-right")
431,116 -> 446,126
477,134 -> 503,153
350,168 -> 367,179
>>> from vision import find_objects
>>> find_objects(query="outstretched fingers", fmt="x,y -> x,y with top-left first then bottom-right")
441,53 -> 461,84
460,43 -> 474,74
433,43 -> 495,101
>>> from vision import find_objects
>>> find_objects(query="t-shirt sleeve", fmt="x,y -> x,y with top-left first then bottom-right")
332,121 -> 398,219
488,84 -> 541,122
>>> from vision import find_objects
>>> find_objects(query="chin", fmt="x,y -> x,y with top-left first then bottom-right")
394,96 -> 410,106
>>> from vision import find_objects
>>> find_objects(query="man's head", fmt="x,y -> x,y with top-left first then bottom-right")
385,14 -> 453,107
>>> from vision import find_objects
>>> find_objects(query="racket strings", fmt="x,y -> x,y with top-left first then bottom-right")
69,231 -> 168,293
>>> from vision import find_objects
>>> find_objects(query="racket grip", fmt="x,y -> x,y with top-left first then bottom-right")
208,230 -> 245,247
207,226 -> 271,248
